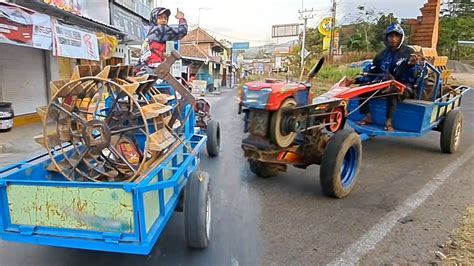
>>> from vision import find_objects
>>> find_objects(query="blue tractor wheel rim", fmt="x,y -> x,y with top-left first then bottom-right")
340,146 -> 358,188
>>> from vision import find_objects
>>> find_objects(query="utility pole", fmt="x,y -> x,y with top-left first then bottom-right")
328,0 -> 337,62
196,8 -> 211,46
299,1 -> 314,78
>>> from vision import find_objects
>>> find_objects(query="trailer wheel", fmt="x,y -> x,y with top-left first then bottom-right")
320,130 -> 361,198
248,159 -> 280,178
185,171 -> 211,248
206,120 -> 220,157
440,109 -> 463,154
270,98 -> 297,148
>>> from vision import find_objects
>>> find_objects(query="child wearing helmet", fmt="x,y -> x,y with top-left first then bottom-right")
347,24 -> 423,131
137,7 -> 188,74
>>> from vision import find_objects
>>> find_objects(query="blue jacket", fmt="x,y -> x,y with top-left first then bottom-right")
355,45 -> 422,91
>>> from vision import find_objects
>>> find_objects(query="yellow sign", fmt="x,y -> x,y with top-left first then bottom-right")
318,17 -> 332,36
323,37 -> 331,51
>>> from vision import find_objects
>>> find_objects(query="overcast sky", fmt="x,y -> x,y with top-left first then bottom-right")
159,0 -> 427,46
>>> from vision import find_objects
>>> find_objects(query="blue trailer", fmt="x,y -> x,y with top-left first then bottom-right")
0,62 -> 215,255
347,63 -> 470,153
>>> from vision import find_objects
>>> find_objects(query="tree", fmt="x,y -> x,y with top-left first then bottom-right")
304,27 -> 324,54
438,15 -> 474,59
352,5 -> 384,52
371,13 -> 399,51
441,0 -> 474,17
219,39 -> 232,49
346,31 -> 366,51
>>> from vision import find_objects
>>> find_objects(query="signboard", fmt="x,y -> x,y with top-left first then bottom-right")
97,32 -> 118,60
272,24 -> 300,38
110,4 -> 145,42
274,46 -> 290,54
192,80 -> 206,94
52,19 -> 100,61
275,57 -> 282,69
171,60 -> 182,78
41,0 -> 84,15
323,37 -> 330,51
318,17 -> 332,36
232,42 -> 250,50
0,4 -> 52,50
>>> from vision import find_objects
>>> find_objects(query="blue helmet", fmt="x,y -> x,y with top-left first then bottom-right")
384,24 -> 405,49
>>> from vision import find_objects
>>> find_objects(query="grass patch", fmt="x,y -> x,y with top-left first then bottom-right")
317,66 -> 362,83
440,207 -> 474,263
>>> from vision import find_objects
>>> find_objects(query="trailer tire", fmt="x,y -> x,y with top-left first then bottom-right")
320,130 -> 361,198
248,159 -> 280,178
206,120 -> 220,157
185,171 -> 211,248
440,109 -> 463,154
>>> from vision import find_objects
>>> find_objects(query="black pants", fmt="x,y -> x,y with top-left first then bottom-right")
359,85 -> 413,120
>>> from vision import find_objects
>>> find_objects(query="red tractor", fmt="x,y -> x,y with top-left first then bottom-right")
239,59 -> 361,198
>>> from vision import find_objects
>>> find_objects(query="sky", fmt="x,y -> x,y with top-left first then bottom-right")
159,0 -> 427,46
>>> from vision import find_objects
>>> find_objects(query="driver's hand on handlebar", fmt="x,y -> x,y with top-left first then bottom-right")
344,78 -> 356,86
408,54 -> 422,65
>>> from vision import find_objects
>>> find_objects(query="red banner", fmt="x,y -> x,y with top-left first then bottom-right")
0,3 -> 52,50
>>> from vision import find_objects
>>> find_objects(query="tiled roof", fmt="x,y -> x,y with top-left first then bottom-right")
181,44 -> 222,63
181,28 -> 215,43
181,44 -> 208,60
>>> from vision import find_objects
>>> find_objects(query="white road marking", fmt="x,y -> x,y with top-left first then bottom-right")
329,146 -> 474,265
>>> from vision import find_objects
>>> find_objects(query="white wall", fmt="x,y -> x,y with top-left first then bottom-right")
82,0 -> 111,25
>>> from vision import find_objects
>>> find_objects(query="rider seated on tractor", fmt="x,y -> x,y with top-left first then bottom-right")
347,24 -> 423,131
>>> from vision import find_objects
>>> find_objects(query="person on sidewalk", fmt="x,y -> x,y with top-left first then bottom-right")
347,24 -> 423,131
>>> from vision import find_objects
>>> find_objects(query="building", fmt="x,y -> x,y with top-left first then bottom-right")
405,0 -> 441,48
180,28 -> 231,90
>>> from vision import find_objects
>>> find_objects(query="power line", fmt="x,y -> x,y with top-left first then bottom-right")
299,7 -> 315,72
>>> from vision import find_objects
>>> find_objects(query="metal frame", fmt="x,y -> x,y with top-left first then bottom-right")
0,99 -> 205,255
348,85 -> 470,140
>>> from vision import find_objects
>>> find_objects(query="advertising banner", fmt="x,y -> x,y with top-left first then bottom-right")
52,19 -> 99,61
0,4 -> 52,50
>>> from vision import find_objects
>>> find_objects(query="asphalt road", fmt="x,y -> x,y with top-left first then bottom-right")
0,88 -> 473,265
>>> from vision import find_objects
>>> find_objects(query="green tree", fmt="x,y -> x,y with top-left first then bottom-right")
438,15 -> 474,59
304,27 -> 324,54
352,5 -> 384,52
441,0 -> 474,17
371,13 -> 399,51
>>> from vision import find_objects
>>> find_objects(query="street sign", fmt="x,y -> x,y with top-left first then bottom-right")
272,23 -> 300,38
232,42 -> 250,50
275,57 -> 282,69
274,46 -> 290,54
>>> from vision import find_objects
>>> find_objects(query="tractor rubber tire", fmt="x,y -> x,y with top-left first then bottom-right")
320,129 -> 362,198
